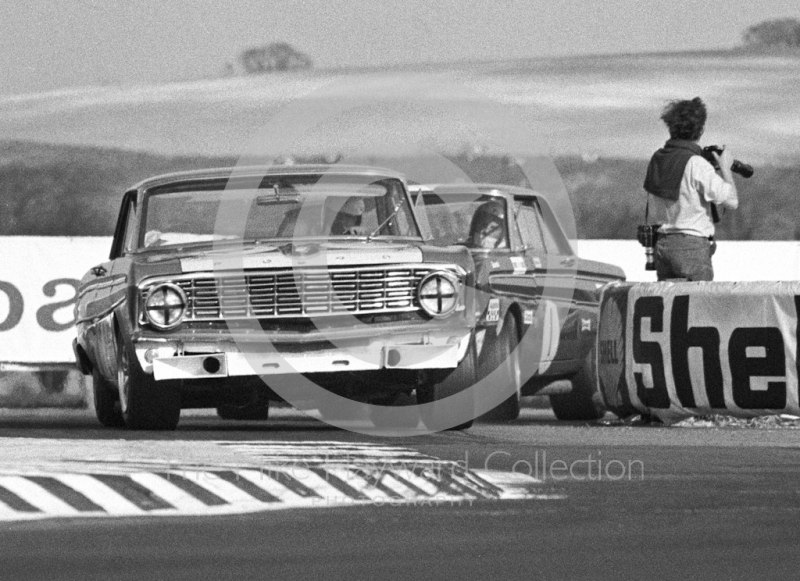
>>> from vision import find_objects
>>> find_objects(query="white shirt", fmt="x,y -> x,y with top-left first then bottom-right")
650,156 -> 738,238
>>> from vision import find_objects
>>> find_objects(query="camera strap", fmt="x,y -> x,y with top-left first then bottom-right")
710,202 -> 720,224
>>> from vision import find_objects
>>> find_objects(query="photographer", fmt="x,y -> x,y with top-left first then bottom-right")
643,97 -> 739,281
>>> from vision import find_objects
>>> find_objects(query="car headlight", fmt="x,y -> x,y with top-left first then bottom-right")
143,283 -> 187,330
418,271 -> 460,318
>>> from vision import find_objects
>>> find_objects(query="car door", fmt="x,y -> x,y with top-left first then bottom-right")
514,196 -> 579,370
77,191 -> 136,328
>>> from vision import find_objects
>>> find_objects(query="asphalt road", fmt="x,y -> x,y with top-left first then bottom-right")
1,406 -> 799,581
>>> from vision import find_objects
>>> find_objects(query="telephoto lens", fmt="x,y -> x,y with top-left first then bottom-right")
730,159 -> 754,179
701,145 -> 754,178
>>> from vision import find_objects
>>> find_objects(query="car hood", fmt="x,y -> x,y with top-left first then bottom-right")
136,241 -> 426,274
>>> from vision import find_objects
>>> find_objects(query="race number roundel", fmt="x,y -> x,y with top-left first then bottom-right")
596,284 -> 637,417
538,300 -> 560,373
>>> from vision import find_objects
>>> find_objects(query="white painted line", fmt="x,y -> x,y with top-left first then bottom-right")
290,468 -> 369,503
448,472 -> 496,498
55,474 -> 144,516
0,476 -> 79,517
0,439 -> 567,523
178,472 -> 266,507
0,499 -> 29,518
235,469 -> 309,503
473,469 -> 544,486
215,441 -> 414,450
378,472 -> 423,499
129,473 -> 209,513
324,467 -> 391,502
391,469 -> 445,497
215,441 -> 436,462
472,470 -> 566,500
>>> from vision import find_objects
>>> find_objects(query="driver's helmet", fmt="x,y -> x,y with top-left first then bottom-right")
328,196 -> 365,235
339,196 -> 365,216
469,200 -> 507,249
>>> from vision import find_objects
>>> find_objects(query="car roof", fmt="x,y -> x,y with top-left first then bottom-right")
131,164 -> 407,191
408,183 -> 543,200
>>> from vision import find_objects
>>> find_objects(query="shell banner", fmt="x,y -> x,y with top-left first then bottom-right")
597,281 -> 800,422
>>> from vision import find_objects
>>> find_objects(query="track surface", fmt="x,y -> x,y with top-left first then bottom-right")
1,406 -> 799,580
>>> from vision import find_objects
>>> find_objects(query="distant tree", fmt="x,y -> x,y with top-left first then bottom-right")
742,18 -> 800,48
239,42 -> 313,74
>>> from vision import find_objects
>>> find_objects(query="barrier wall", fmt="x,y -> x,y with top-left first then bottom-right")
598,281 -> 800,423
0,237 -> 111,366
2,236 -> 799,412
2,237 -> 798,366
576,240 -> 800,282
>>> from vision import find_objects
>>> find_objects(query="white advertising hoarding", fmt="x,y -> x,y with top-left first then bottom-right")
577,240 -> 800,282
0,237 -> 111,366
1,237 -> 797,366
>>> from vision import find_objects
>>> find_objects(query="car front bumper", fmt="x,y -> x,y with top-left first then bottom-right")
134,329 -> 472,381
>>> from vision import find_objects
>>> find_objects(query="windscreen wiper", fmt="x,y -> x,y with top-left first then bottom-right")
367,199 -> 404,242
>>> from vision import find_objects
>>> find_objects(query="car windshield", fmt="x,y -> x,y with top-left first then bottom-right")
419,193 -> 509,249
140,175 -> 420,249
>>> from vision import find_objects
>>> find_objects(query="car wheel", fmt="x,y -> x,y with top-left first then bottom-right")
216,403 -> 270,421
116,330 -> 181,430
417,339 -> 476,431
478,314 -> 522,422
92,366 -> 125,428
368,393 -> 420,430
550,345 -> 606,421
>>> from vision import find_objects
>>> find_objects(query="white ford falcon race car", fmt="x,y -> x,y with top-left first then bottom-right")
74,166 -> 477,431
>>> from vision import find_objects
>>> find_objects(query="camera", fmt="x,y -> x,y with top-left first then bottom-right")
701,145 -> 754,178
637,224 -> 661,271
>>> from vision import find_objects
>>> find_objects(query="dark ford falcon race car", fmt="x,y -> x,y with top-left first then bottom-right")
410,184 -> 625,421
74,166 -> 477,430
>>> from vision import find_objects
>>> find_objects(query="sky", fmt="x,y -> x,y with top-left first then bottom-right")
2,0 -> 799,96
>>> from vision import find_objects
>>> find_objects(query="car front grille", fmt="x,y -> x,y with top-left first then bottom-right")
143,266 -> 435,321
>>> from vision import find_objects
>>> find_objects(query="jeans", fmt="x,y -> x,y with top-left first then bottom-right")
654,233 -> 715,281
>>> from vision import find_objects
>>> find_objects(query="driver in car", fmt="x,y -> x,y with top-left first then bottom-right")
468,200 -> 508,249
328,196 -> 367,235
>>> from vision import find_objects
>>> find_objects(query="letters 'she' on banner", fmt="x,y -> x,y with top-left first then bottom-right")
0,237 -> 111,364
598,281 -> 800,422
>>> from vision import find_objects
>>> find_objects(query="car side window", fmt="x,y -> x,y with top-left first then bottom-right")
515,203 -> 546,254
536,198 -> 574,255
516,198 -> 573,255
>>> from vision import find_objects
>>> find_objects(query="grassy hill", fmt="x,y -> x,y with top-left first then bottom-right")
2,51 -> 797,239
1,51 -> 799,165
1,141 -> 797,240
0,141 -> 234,237
555,155 -> 800,240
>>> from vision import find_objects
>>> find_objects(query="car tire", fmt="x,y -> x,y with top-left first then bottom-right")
92,366 -> 125,428
417,339 -> 476,431
550,346 -> 606,421
478,314 -> 522,422
216,403 -> 270,421
116,330 -> 181,430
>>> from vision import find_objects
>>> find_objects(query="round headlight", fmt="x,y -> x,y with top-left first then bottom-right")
418,271 -> 460,318
144,283 -> 187,330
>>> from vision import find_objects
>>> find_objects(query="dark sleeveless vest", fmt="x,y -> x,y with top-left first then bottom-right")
643,139 -> 703,200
